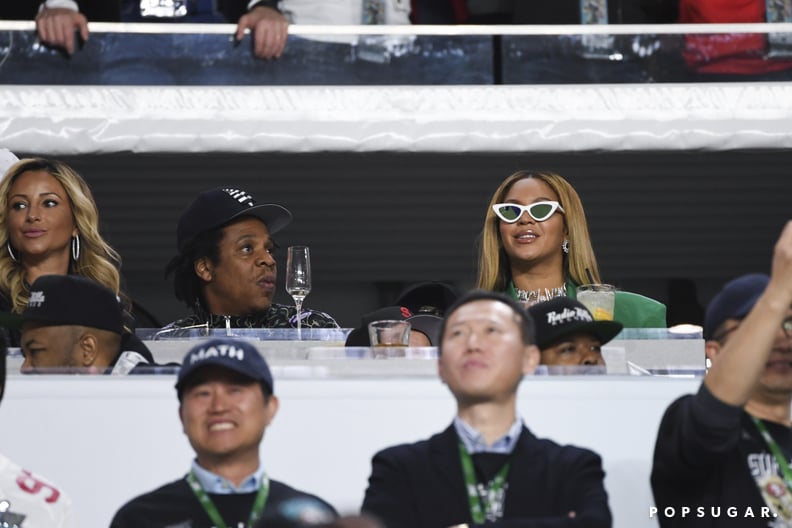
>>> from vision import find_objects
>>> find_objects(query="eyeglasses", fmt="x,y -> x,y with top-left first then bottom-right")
713,316 -> 792,342
491,201 -> 565,223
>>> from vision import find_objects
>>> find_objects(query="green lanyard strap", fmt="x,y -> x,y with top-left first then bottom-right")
187,471 -> 270,528
752,417 -> 792,490
457,441 -> 511,524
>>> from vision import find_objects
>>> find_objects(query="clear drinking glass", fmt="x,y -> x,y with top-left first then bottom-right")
285,246 -> 312,337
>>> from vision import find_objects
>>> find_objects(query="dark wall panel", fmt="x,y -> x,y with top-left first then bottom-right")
42,150 -> 791,328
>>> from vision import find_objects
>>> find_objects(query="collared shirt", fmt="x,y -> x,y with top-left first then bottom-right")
109,351 -> 149,376
453,416 -> 523,454
189,460 -> 266,495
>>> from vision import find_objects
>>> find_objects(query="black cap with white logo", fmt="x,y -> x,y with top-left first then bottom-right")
0,274 -> 124,334
176,187 -> 293,250
175,337 -> 274,397
528,296 -> 623,350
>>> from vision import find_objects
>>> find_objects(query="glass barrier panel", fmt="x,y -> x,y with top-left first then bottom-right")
3,23 -> 792,85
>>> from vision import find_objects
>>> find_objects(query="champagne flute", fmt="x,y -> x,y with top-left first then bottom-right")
285,246 -> 312,337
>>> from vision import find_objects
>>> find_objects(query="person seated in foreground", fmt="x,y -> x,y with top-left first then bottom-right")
361,290 -> 611,527
651,221 -> 792,527
111,337 -> 337,527
528,296 -> 623,369
160,187 -> 338,336
0,333 -> 78,526
0,274 -> 156,374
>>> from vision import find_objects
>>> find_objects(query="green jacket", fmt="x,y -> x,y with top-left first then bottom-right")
506,279 -> 667,329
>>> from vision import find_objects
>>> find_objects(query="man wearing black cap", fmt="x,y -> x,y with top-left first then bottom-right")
345,306 -> 443,347
362,290 -> 611,527
651,221 -> 792,527
111,337 -> 336,527
528,297 -> 622,368
0,336 -> 78,527
161,187 -> 338,335
393,281 -> 460,318
2,274 -> 154,374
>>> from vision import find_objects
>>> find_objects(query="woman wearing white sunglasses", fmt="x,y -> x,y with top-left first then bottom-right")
476,170 -> 666,328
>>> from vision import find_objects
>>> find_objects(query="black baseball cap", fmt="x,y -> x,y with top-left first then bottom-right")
177,187 -> 293,250
344,306 -> 443,346
528,297 -> 623,350
176,337 -> 274,397
394,282 -> 460,316
704,273 -> 769,340
0,275 -> 124,334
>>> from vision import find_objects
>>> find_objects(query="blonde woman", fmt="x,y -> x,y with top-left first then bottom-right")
477,170 -> 666,328
0,158 -> 159,361
0,158 -> 123,316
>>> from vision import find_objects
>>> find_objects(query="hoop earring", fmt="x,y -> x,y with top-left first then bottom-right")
562,239 -> 569,254
6,242 -> 17,263
71,234 -> 80,261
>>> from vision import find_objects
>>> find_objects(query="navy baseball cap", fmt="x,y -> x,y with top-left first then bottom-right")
176,187 -> 293,251
704,273 -> 769,340
176,338 -> 274,397
0,275 -> 124,334
528,296 -> 623,350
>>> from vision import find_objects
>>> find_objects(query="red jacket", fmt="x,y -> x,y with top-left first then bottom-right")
410,0 -> 468,23
680,0 -> 792,73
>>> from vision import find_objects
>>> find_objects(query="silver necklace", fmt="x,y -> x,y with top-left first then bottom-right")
516,283 -> 567,306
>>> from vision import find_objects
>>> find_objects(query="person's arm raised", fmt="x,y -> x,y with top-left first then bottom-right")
704,220 -> 792,406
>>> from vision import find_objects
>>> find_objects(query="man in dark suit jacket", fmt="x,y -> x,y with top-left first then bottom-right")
362,290 -> 612,528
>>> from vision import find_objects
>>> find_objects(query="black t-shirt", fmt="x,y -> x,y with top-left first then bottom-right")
111,476 -> 336,528
651,383 -> 792,527
512,0 -> 677,24
0,1 -> 120,21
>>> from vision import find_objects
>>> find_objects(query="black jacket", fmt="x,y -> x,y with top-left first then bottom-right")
111,475 -> 335,527
0,1 -> 120,21
512,0 -> 677,24
651,384 -> 792,528
362,424 -> 612,528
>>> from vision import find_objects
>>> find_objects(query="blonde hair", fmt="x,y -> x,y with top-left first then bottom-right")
0,158 -> 123,313
476,170 -> 601,292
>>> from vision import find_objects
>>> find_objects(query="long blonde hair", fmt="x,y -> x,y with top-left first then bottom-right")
0,158 -> 123,313
476,170 -> 601,292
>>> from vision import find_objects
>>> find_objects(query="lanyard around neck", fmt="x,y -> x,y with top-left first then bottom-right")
187,471 -> 270,528
457,441 -> 511,524
752,417 -> 792,488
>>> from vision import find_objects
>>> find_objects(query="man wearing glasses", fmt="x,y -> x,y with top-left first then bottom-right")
651,221 -> 792,527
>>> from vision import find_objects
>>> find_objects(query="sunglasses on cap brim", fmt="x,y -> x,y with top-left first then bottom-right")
491,201 -> 565,223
